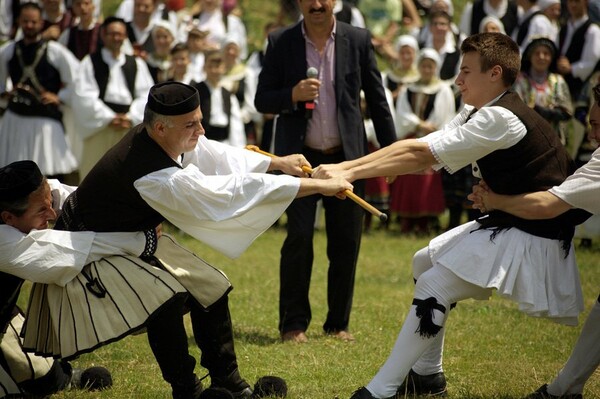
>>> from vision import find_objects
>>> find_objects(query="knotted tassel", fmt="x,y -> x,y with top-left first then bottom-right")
412,297 -> 446,338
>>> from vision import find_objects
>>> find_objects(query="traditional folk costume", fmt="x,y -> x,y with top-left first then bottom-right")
0,38 -> 79,176
460,0 -> 519,36
391,59 -> 455,234
557,13 -> 600,99
513,38 -> 573,144
0,163 -> 151,396
363,88 -> 396,230
192,8 -> 248,60
531,147 -> 600,398
26,82 -> 300,395
0,312 -> 70,398
58,19 -> 102,61
73,46 -> 154,179
365,91 -> 591,398
192,80 -> 247,148
221,42 -> 261,145
381,35 -> 420,105
0,179 -> 184,361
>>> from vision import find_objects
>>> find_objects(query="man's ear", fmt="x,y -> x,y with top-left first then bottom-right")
1,210 -> 16,226
490,65 -> 503,82
153,120 -> 167,138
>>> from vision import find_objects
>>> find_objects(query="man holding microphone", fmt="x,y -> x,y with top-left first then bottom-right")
255,0 -> 396,343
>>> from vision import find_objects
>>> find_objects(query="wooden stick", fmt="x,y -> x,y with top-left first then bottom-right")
246,145 -> 388,222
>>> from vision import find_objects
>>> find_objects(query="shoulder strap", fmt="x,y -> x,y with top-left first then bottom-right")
15,41 -> 49,93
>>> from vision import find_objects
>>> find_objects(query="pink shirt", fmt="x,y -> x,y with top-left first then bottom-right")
302,20 -> 341,151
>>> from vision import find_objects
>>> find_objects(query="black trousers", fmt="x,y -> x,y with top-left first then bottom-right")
279,148 -> 365,334
146,294 -> 243,390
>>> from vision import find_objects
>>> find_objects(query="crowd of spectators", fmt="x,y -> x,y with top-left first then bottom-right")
0,0 -> 599,238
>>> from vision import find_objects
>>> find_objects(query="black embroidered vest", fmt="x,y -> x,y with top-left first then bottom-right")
475,91 -> 591,244
558,19 -> 593,98
55,124 -> 181,232
66,23 -> 102,61
7,40 -> 63,122
193,81 -> 232,142
90,51 -> 138,113
516,10 -> 542,46
470,0 -> 518,36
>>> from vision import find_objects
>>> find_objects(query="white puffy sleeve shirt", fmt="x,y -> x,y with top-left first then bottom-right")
0,182 -> 146,286
419,104 -> 527,174
134,137 -> 300,258
549,147 -> 600,214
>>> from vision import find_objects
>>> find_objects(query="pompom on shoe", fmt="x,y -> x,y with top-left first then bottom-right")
70,366 -> 113,391
252,376 -> 288,398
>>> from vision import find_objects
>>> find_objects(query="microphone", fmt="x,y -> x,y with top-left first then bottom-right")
305,67 -> 318,119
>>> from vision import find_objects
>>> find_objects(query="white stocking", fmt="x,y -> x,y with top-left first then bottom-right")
547,297 -> 600,396
366,265 -> 489,398
411,247 -> 444,375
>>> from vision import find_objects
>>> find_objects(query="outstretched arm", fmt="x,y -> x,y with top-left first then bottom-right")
469,181 -> 572,219
268,154 -> 312,178
296,176 -> 352,198
312,139 -> 436,182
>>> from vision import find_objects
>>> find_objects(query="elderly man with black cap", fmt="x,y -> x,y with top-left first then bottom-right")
24,81 -> 350,399
0,160 -> 158,397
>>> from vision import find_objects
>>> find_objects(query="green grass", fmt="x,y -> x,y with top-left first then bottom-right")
50,2 -> 598,397
22,222 -> 600,399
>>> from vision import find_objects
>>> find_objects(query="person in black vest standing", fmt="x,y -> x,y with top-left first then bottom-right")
459,0 -> 519,36
255,0 -> 397,344
57,0 -> 102,61
51,81 -> 353,399
193,49 -> 246,147
556,0 -> 600,100
311,33 -> 591,399
470,84 -> 600,399
0,2 -> 79,180
72,16 -> 154,180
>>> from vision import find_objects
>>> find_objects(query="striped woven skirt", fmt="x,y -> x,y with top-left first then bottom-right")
21,255 -> 188,360
20,234 -> 232,361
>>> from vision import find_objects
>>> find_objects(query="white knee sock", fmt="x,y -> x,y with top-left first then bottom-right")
366,266 -> 487,398
412,331 -> 445,375
411,248 -> 445,376
366,304 -> 447,398
548,298 -> 600,396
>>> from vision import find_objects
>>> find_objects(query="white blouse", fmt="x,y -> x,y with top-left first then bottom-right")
134,137 -> 300,259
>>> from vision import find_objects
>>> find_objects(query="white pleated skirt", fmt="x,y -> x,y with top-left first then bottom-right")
428,220 -> 584,326
21,255 -> 187,360
0,110 -> 78,175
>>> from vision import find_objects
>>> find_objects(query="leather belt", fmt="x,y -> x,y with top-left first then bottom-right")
304,145 -> 342,155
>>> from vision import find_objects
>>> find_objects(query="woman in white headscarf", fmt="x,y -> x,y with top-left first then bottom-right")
479,15 -> 506,33
382,35 -> 420,104
390,48 -> 456,234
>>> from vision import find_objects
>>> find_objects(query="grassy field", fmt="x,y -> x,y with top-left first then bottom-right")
21,221 -> 600,399
42,1 -> 599,398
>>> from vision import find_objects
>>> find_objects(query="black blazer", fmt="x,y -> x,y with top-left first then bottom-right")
254,21 -> 396,160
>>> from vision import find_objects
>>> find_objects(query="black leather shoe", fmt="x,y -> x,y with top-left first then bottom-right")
210,369 -> 252,398
524,384 -> 583,399
349,386 -> 397,399
231,387 -> 253,398
199,387 -> 234,398
350,387 -> 378,399
172,375 -> 204,399
396,369 -> 447,397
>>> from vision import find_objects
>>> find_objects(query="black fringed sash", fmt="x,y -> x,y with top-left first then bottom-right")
412,297 -> 446,338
